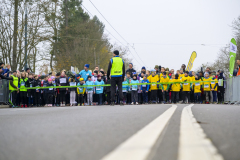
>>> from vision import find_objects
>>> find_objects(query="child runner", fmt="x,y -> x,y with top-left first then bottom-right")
141,74 -> 150,104
130,74 -> 139,105
95,75 -> 104,105
86,75 -> 95,106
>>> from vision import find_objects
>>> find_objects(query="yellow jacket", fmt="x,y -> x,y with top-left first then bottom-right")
179,74 -> 184,80
160,76 -> 170,90
149,75 -> 159,90
203,78 -> 211,91
182,76 -> 191,91
211,78 -> 218,91
193,79 -> 202,93
171,79 -> 181,92
77,86 -> 86,94
147,75 -> 152,91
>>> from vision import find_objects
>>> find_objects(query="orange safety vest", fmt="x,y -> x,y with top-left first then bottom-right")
237,67 -> 240,76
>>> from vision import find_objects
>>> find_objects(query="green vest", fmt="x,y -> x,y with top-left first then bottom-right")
19,78 -> 28,91
111,57 -> 123,76
9,75 -> 18,91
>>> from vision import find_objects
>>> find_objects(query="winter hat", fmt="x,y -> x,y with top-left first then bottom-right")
133,74 -> 137,79
129,63 -> 133,66
51,76 -> 55,79
113,50 -> 119,55
85,64 -> 90,68
150,69 -> 156,73
189,71 -> 192,76
97,75 -> 101,78
154,65 -> 158,69
26,68 -> 30,72
80,78 -> 84,81
48,78 -> 52,81
142,66 -> 146,70
100,71 -> 104,75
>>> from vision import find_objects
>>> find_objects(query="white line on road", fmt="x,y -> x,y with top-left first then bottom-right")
101,105 -> 177,160
178,104 -> 224,160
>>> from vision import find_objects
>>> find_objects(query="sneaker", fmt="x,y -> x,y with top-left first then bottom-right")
120,101 -> 124,106
136,102 -> 138,105
131,102 -> 134,105
21,104 -> 24,108
110,102 -> 115,106
25,104 -> 27,108
44,104 -> 47,107
49,104 -> 52,107
12,105 -> 15,108
62,103 -> 65,107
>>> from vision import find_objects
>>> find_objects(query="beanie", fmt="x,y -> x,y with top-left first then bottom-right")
85,64 -> 90,68
142,66 -> 146,70
97,75 -> 101,78
48,78 -> 52,81
113,50 -> 119,55
80,78 -> 84,81
154,65 -> 158,69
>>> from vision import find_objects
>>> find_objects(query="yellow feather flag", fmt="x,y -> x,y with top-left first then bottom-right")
186,51 -> 197,71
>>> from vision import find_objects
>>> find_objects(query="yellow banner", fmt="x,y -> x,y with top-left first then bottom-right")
186,51 -> 197,71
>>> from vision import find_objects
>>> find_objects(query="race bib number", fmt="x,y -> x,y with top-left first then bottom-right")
152,84 -> 156,86
132,86 -> 137,91
184,83 -> 188,85
21,82 -> 25,86
30,84 -> 32,88
218,79 -> 223,86
70,82 -> 76,86
195,83 -> 200,86
96,86 -> 101,91
60,78 -> 66,84
49,88 -> 53,90
123,88 -> 127,92
211,82 -> 215,84
204,84 -> 209,88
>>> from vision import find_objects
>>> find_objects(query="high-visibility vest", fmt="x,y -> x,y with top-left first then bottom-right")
9,75 -> 18,91
237,67 -> 240,76
19,78 -> 28,91
111,57 -> 123,76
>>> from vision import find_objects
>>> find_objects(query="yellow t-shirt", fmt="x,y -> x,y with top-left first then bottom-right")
171,79 -> 181,92
161,76 -> 170,90
193,79 -> 202,93
203,78 -> 211,91
182,76 -> 191,91
149,75 -> 159,90
147,75 -> 152,91
210,78 -> 218,91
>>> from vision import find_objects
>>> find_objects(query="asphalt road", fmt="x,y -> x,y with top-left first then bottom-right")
0,104 -> 239,160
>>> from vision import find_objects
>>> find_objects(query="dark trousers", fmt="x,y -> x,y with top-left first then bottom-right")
148,91 -> 151,102
98,93 -> 103,105
60,91 -> 66,103
183,91 -> 190,103
111,77 -> 123,102
28,92 -> 34,105
11,91 -> 18,106
218,87 -> 224,103
162,91 -> 169,102
194,93 -> 201,103
123,92 -> 127,103
56,93 -> 60,105
158,90 -> 162,102
190,91 -> 194,102
43,92 -> 48,105
212,91 -> 217,102
106,92 -> 111,104
127,92 -> 131,104
131,91 -> 138,102
20,91 -> 27,105
138,93 -> 142,104
142,90 -> 148,103
151,90 -> 158,102
78,94 -> 83,105
34,92 -> 41,105
47,93 -> 53,104
171,91 -> 179,103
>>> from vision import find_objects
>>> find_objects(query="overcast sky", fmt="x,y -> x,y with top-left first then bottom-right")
82,0 -> 240,72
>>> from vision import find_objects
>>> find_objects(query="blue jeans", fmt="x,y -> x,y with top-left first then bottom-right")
142,90 -> 148,103
212,91 -> 217,102
194,93 -> 201,103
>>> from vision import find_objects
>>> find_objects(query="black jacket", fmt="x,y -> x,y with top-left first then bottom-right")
46,83 -> 55,94
33,79 -> 41,92
56,76 -> 69,91
26,78 -> 34,93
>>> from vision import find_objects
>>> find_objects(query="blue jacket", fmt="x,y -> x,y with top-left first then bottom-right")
122,81 -> 128,92
141,79 -> 149,91
79,70 -> 92,81
130,79 -> 139,91
94,80 -> 104,94
46,83 -> 55,94
85,80 -> 95,92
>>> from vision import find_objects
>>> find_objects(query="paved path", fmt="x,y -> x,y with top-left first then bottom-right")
0,104 -> 239,160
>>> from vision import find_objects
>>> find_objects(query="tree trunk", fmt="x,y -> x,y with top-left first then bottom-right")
12,0 -> 19,70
